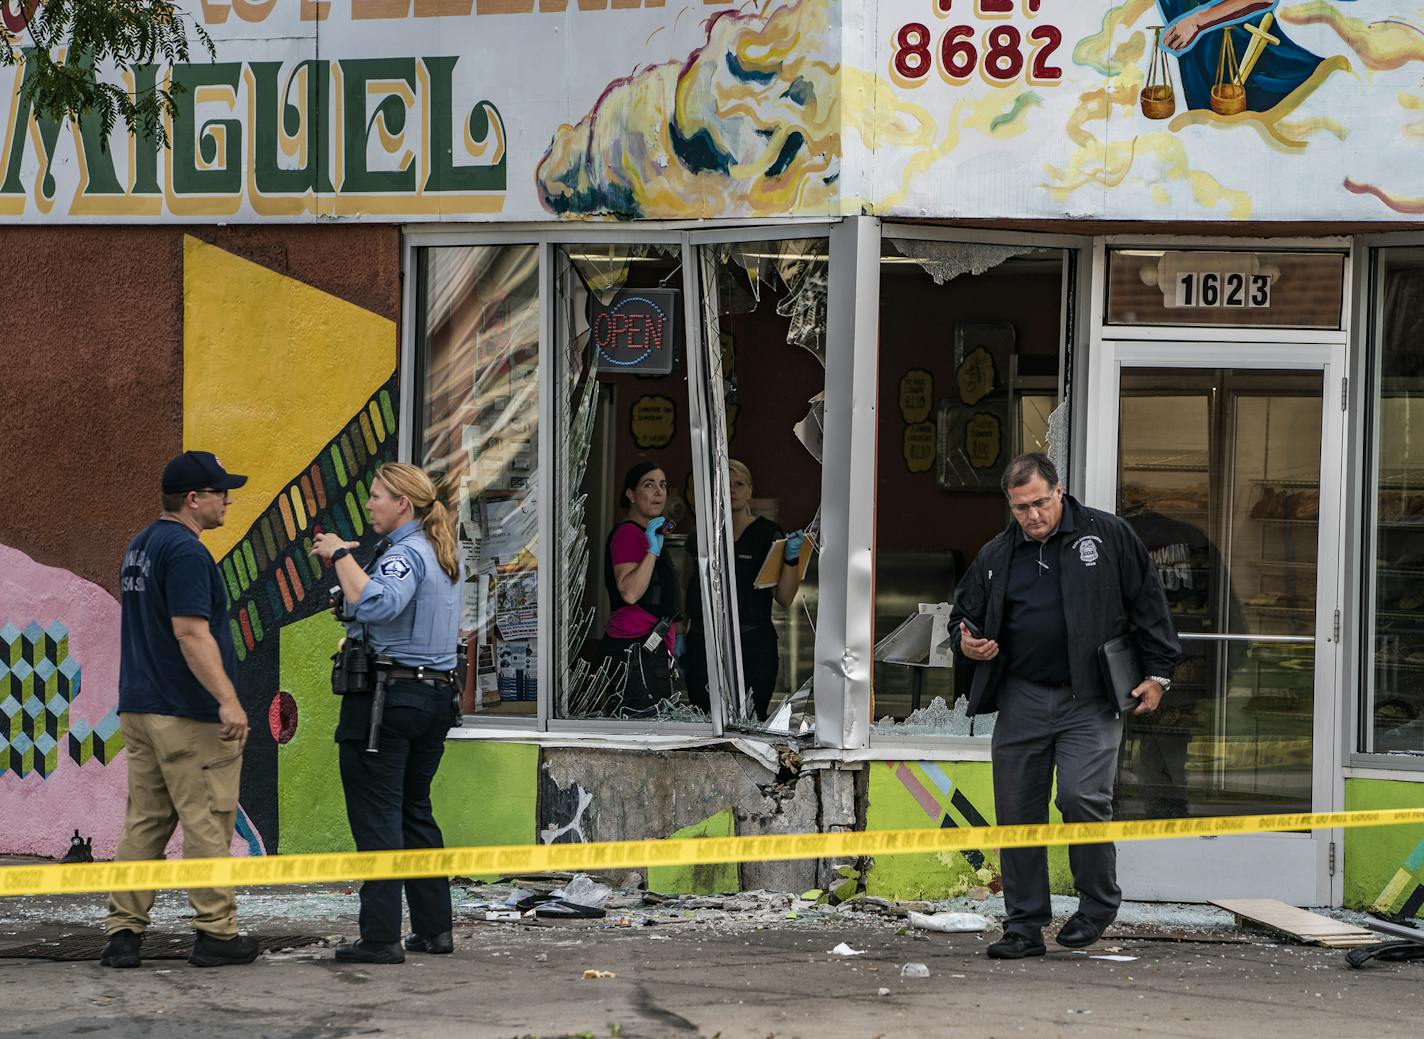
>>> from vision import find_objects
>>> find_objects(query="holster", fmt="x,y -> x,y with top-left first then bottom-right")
331,637 -> 375,696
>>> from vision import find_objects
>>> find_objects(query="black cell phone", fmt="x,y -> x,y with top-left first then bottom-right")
959,617 -> 986,639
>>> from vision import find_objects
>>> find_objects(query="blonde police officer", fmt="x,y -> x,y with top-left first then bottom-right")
311,463 -> 461,965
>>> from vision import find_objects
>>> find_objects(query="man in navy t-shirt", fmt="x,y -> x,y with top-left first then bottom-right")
102,451 -> 260,970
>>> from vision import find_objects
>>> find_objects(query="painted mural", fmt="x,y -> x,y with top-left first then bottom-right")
2,1 -> 1419,222
865,0 -> 1424,219
865,760 -> 1069,901
535,0 -> 839,219
1345,778 -> 1424,920
0,0 -> 839,223
0,545 -> 262,858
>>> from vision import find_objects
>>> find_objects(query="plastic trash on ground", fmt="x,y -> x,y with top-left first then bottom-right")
900,962 -> 930,978
829,942 -> 866,956
907,911 -> 991,933
554,875 -> 612,909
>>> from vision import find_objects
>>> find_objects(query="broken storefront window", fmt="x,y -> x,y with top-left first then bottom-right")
689,239 -> 829,737
871,238 -> 1071,737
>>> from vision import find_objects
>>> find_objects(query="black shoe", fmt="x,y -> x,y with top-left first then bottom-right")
1056,912 -> 1113,949
335,939 -> 405,964
99,929 -> 142,968
403,931 -> 454,954
986,932 -> 1046,960
189,932 -> 260,967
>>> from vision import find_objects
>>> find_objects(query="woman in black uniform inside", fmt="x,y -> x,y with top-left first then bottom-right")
684,459 -> 805,720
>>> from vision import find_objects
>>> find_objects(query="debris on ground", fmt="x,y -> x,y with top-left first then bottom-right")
829,942 -> 866,956
908,910 -> 991,933
582,969 -> 616,979
1211,899 -> 1379,948
900,962 -> 930,978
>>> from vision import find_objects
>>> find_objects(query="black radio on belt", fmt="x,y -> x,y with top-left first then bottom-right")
331,637 -> 375,695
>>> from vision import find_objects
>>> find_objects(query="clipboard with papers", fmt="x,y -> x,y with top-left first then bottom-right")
752,536 -> 816,589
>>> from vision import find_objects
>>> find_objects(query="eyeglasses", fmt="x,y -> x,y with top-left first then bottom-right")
196,488 -> 232,503
1010,495 -> 1057,515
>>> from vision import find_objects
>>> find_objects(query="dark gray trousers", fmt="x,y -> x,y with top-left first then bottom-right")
991,674 -> 1124,939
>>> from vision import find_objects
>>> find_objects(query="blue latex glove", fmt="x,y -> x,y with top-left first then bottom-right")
645,516 -> 667,556
783,530 -> 805,564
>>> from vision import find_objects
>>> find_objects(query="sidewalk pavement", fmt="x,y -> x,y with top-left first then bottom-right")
1,881 -> 1419,1039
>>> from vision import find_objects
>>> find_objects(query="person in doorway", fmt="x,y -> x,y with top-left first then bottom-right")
102,451 -> 258,970
683,459 -> 806,720
602,461 -> 681,717
949,453 -> 1180,959
312,463 -> 463,965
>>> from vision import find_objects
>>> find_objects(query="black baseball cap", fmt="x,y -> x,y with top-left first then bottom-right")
162,451 -> 249,495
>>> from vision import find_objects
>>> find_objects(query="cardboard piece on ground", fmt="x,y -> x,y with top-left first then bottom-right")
753,536 -> 815,590
1211,899 -> 1380,948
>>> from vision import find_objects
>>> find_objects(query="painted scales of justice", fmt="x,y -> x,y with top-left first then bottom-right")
1140,14 -> 1282,119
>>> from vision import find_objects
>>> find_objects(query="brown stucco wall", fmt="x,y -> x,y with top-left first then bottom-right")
0,224 -> 400,594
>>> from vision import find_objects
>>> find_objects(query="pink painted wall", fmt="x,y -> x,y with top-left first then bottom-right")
0,544 -> 251,860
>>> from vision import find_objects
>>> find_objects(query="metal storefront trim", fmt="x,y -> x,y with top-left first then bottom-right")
815,216 -> 880,750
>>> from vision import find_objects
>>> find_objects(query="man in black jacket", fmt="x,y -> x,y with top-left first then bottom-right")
950,453 -> 1179,959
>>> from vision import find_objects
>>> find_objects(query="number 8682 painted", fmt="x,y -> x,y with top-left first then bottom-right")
891,22 -> 1063,88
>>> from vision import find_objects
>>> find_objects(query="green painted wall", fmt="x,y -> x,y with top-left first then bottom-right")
431,742 -> 540,866
1344,778 -> 1424,918
275,611 -> 539,857
277,612 -> 351,854
647,808 -> 739,895
864,760 -> 1071,900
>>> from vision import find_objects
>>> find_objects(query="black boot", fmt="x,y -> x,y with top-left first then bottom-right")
99,929 -> 142,968
189,932 -> 260,967
335,939 -> 405,964
403,931 -> 454,954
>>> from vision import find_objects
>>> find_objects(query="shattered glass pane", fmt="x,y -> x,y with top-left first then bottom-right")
870,696 -> 993,738
887,238 -> 1034,285
873,239 -> 1070,737
688,238 -> 828,736
1046,395 -> 1071,490
553,244 -> 710,724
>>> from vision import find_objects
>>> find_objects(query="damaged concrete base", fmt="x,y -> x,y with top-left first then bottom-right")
539,747 -> 840,894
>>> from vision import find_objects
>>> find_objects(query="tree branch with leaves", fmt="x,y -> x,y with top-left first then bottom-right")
0,1 -> 214,147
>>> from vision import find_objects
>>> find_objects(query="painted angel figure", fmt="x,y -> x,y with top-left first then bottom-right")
1156,0 -> 1359,113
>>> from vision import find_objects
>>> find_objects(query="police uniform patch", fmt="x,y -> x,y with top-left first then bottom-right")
380,556 -> 413,580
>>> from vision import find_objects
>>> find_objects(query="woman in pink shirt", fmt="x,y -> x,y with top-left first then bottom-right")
601,461 -> 681,717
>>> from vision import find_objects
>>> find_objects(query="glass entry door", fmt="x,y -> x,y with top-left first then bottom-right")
1086,345 -> 1343,905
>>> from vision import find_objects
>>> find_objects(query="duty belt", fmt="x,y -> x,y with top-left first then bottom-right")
376,661 -> 456,685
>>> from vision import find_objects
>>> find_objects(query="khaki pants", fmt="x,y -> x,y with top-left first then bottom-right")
106,712 -> 243,938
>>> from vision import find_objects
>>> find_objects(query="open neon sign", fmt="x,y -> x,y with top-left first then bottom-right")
591,289 -> 681,375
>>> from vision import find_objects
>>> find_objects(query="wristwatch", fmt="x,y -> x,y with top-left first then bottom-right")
331,547 -> 352,562
1147,675 -> 1172,692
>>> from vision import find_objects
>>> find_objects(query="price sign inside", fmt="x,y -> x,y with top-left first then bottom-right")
891,0 -> 1062,89
1172,271 -> 1272,309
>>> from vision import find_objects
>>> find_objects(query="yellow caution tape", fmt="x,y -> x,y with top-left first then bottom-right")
3,807 -> 1422,897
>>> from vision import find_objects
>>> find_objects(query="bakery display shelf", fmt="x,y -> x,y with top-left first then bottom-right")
1376,610 -> 1424,624
1120,461 -> 1209,473
1374,660 -> 1424,673
1249,478 -> 1321,489
1252,516 -> 1320,526
1377,520 -> 1424,531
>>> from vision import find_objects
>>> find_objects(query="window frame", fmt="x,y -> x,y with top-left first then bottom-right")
866,222 -> 1090,752
401,222 -> 842,739
1349,232 -> 1424,772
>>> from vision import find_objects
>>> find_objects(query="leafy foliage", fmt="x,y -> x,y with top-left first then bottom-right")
0,1 -> 214,147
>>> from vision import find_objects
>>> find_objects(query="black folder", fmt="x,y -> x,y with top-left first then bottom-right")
1097,635 -> 1145,713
